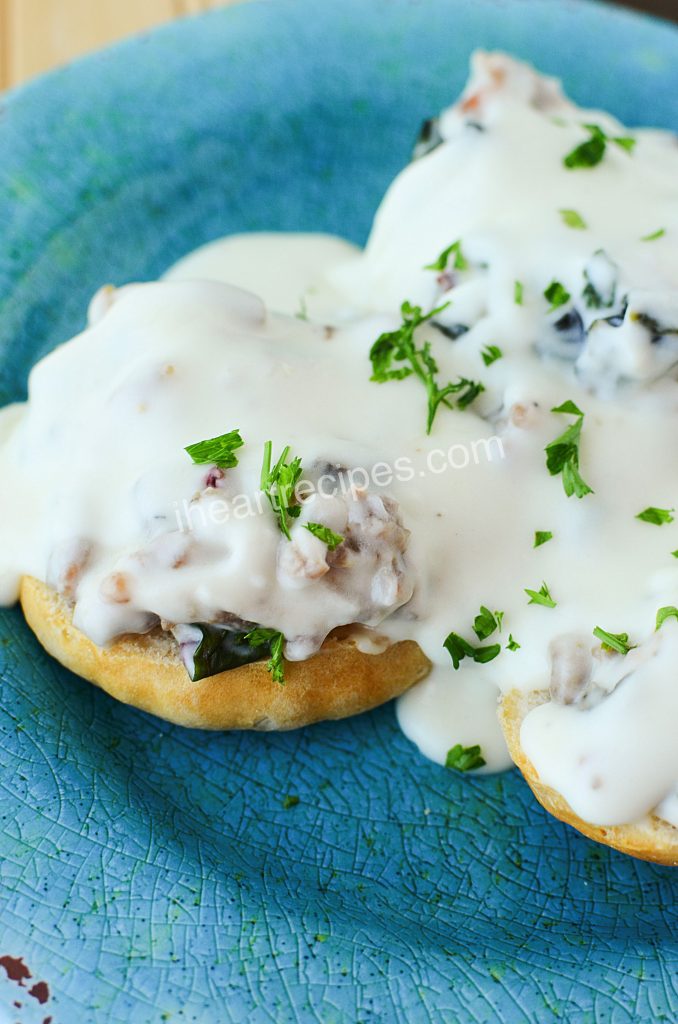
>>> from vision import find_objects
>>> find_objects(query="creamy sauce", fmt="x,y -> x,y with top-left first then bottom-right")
166,232 -> 359,324
521,621 -> 678,825
396,668 -> 513,774
1,53 -> 677,827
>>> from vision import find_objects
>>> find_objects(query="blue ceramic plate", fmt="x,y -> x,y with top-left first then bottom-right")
1,1 -> 677,1020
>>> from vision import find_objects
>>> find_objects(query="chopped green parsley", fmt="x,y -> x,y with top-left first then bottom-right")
636,507 -> 675,526
524,582 -> 556,608
656,606 -> 678,631
545,401 -> 593,499
443,631 -> 501,670
304,522 -> 344,550
244,627 -> 286,684
563,123 -> 636,169
260,442 -> 303,539
559,209 -> 588,230
185,428 -> 244,469
481,344 -> 503,367
472,606 -> 504,641
369,301 -> 484,434
445,744 -> 486,772
534,531 -> 553,548
593,627 -> 636,655
424,239 -> 468,272
544,280 -> 571,311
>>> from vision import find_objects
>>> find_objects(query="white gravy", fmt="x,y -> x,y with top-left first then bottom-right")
1,52 -> 677,827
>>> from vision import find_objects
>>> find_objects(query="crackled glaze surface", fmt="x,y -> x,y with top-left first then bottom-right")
1,1 -> 678,1021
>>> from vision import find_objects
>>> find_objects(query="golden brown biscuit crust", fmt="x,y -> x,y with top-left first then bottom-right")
499,689 -> 678,866
20,576 -> 431,731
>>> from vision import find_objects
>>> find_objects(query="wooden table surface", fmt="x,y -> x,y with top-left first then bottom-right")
0,0 -> 675,91
0,0 -> 236,89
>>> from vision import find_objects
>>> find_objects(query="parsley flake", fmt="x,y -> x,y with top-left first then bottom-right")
534,531 -> 553,548
185,428 -> 244,469
481,344 -> 503,367
559,209 -> 588,230
369,301 -> 485,434
304,522 -> 344,550
244,627 -> 286,684
260,441 -> 303,540
636,507 -> 674,526
424,239 -> 468,272
472,606 -> 504,641
656,606 -> 678,630
641,228 -> 666,242
563,123 -> 636,169
443,631 -> 501,670
282,795 -> 300,809
593,626 -> 636,655
514,280 -> 524,306
544,280 -> 571,311
506,634 -> 521,652
445,744 -> 486,772
525,582 -> 556,608
564,124 -> 607,168
545,401 -> 594,499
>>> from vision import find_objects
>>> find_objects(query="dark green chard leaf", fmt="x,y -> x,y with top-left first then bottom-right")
413,116 -> 443,160
446,744 -> 486,772
189,624 -> 271,682
432,321 -> 470,340
582,250 -> 618,310
582,281 -> 603,309
629,312 -> 678,342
